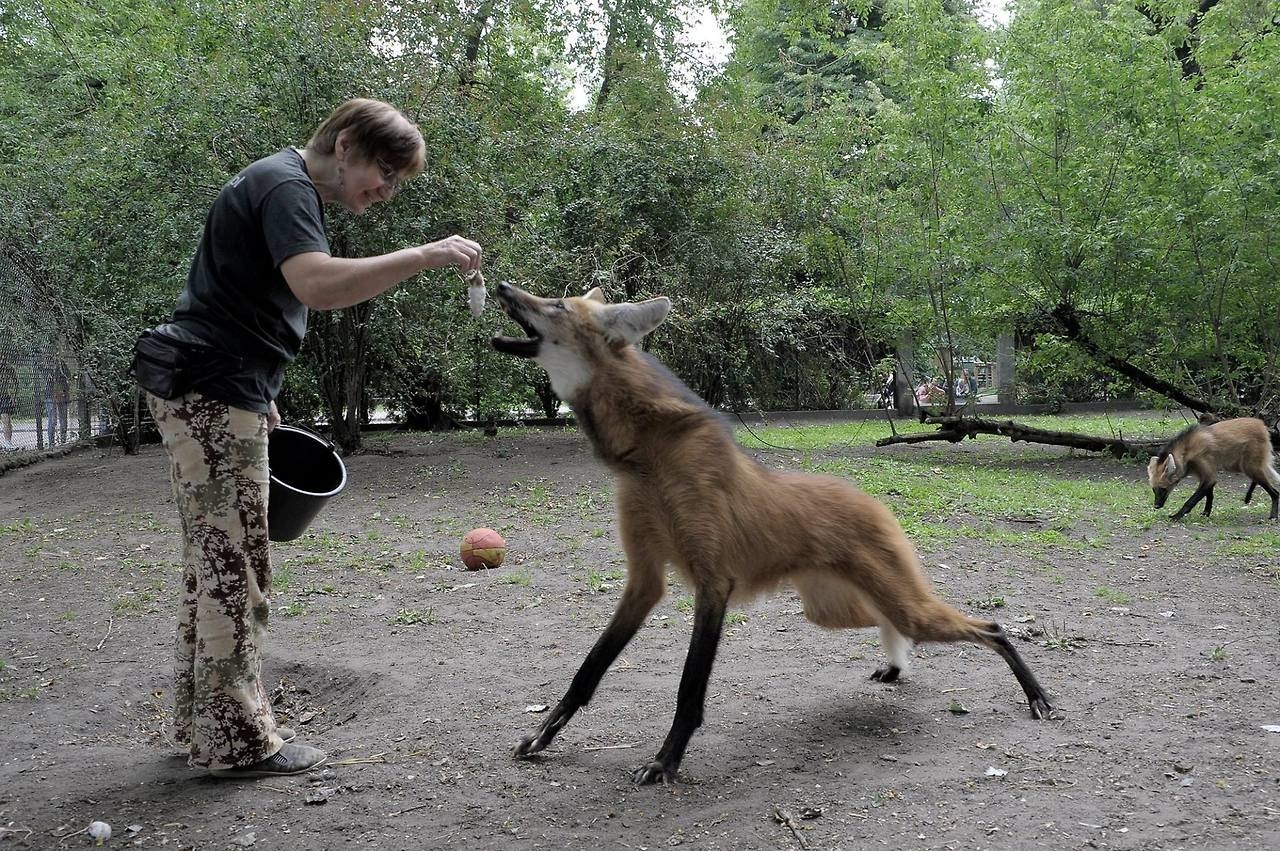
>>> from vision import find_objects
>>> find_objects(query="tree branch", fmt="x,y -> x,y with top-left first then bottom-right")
875,415 -> 1167,459
1136,0 -> 1223,86
1050,302 -> 1236,416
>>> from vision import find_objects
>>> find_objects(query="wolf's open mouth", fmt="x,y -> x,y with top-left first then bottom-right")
491,296 -> 542,358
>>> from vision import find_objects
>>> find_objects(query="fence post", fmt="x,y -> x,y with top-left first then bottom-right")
895,333 -> 918,416
997,332 -> 1017,406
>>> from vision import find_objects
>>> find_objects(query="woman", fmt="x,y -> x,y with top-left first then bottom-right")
141,98 -> 482,779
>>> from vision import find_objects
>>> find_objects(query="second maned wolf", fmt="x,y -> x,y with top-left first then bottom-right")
1147,417 -> 1279,521
491,282 -> 1052,784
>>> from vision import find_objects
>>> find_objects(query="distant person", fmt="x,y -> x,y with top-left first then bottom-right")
879,371 -> 895,409
135,98 -> 483,780
954,370 -> 970,400
0,353 -> 18,450
42,354 -> 70,446
917,377 -> 946,405
968,369 -> 978,398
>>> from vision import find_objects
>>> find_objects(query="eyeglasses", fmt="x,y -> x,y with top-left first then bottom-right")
374,157 -> 402,195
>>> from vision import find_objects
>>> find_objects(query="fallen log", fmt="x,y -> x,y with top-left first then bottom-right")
876,415 -> 1167,459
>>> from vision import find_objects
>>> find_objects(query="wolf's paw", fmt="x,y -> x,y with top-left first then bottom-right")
870,665 -> 901,683
1029,695 -> 1053,720
513,733 -> 549,758
633,760 -> 675,785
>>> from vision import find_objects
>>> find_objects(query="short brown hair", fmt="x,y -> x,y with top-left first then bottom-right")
307,98 -> 426,179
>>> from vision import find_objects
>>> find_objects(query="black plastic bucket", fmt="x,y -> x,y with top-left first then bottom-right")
267,424 -> 347,542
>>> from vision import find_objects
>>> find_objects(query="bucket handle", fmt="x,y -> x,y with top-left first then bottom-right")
275,422 -> 340,456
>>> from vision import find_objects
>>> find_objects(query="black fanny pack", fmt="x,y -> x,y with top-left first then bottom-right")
129,327 -> 244,400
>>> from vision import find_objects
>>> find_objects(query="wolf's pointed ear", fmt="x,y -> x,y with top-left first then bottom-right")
584,287 -> 607,304
599,297 -> 672,345
1163,455 -> 1177,478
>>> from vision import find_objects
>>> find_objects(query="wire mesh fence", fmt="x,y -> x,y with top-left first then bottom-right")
0,341 -> 111,454
0,247 -> 113,458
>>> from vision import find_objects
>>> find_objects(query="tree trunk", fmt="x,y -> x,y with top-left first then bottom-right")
596,1 -> 622,111
458,1 -> 495,96
309,301 -> 372,454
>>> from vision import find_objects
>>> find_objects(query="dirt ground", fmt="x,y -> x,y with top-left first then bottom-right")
1,420 -> 1278,850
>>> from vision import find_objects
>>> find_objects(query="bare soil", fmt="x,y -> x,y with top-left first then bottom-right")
1,423 -> 1278,850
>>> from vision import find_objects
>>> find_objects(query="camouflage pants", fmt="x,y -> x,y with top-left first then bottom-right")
148,391 -> 284,769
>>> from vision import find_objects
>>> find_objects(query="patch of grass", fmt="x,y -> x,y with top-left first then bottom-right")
738,420 -> 928,451
1017,413 -> 1195,442
725,611 -> 748,626
503,479 -> 557,523
279,601 -> 306,618
1209,645 -> 1227,662
112,593 -> 152,617
501,569 -> 533,587
1095,586 -> 1131,605
583,568 -> 622,593
1217,532 -> 1280,558
128,512 -> 169,533
387,513 -> 415,532
0,518 -> 34,536
56,610 -> 78,623
501,479 -> 614,526
390,607 -> 436,625
288,531 -> 358,558
968,595 -> 1006,610
739,415 -> 1201,549
809,453 -> 1141,549
674,595 -> 695,613
737,414 -> 1190,453
272,565 -> 295,592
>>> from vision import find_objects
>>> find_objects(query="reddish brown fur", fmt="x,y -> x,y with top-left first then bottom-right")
1147,418 -> 1280,520
496,283 -> 1050,783
588,345 -> 992,642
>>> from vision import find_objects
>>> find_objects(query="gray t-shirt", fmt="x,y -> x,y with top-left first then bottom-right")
169,148 -> 329,412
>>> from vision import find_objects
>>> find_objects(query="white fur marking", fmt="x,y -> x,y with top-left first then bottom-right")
851,589 -> 913,673
879,623 -> 913,673
537,346 -> 593,401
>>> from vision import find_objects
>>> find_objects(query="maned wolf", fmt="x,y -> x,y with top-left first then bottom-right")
491,283 -> 1051,784
1147,418 -> 1280,521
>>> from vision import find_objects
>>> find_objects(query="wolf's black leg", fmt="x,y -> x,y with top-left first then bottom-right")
1170,483 -> 1211,521
515,582 -> 660,758
1245,481 -> 1256,504
634,584 -> 730,785
982,622 -> 1052,719
870,665 -> 901,682
1202,483 -> 1215,517
1258,480 -> 1280,520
